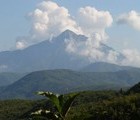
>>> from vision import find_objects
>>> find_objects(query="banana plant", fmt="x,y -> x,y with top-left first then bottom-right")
31,91 -> 79,120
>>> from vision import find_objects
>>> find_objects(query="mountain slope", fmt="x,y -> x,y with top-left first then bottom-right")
1,69 -> 140,99
0,30 -> 87,72
81,62 -> 123,72
0,30 -> 124,73
81,62 -> 140,72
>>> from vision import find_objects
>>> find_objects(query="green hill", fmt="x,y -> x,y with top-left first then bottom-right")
1,69 -> 140,99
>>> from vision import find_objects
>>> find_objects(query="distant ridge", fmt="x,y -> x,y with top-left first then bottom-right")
81,62 -> 140,72
81,62 -> 122,72
1,69 -> 140,99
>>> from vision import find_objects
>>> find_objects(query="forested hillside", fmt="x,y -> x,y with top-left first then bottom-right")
1,69 -> 140,99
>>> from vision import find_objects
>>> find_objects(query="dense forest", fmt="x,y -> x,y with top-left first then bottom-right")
0,82 -> 140,120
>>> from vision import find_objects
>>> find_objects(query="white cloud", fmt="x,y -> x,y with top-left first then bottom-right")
16,41 -> 26,50
117,10 -> 140,30
116,10 -> 140,66
65,36 -> 118,63
106,50 -> 120,64
121,49 -> 140,66
16,1 -> 113,50
77,6 -> 113,39
16,37 -> 28,49
30,1 -> 81,36
65,7 -> 113,62
16,0 -> 81,49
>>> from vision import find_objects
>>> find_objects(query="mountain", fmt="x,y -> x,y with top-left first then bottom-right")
0,30 -> 124,73
127,82 -> 140,94
81,62 -> 122,72
1,69 -> 140,99
0,72 -> 25,86
81,62 -> 140,72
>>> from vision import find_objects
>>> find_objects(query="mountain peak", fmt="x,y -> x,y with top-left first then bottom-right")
61,29 -> 77,35
58,29 -> 81,39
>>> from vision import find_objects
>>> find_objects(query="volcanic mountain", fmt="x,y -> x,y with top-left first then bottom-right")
0,30 -> 124,73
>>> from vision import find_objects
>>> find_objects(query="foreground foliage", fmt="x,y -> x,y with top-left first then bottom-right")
0,90 -> 140,120
31,91 -> 79,120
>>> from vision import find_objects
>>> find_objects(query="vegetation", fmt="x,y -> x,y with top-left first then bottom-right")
0,99 -> 36,120
1,82 -> 140,120
127,82 -> 140,94
32,91 -> 79,120
67,93 -> 140,120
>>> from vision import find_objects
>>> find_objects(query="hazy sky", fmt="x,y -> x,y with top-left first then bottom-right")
0,0 -> 140,53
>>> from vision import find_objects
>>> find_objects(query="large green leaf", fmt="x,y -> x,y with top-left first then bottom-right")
58,95 -> 64,108
37,91 -> 61,113
37,91 -> 79,119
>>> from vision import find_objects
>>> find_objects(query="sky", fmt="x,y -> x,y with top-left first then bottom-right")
1,0 -> 140,66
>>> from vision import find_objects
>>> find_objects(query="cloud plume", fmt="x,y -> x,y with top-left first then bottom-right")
16,1 -> 113,50
121,49 -> 140,66
117,10 -> 140,30
16,0 -> 81,49
77,6 -> 113,40
65,6 -> 113,62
